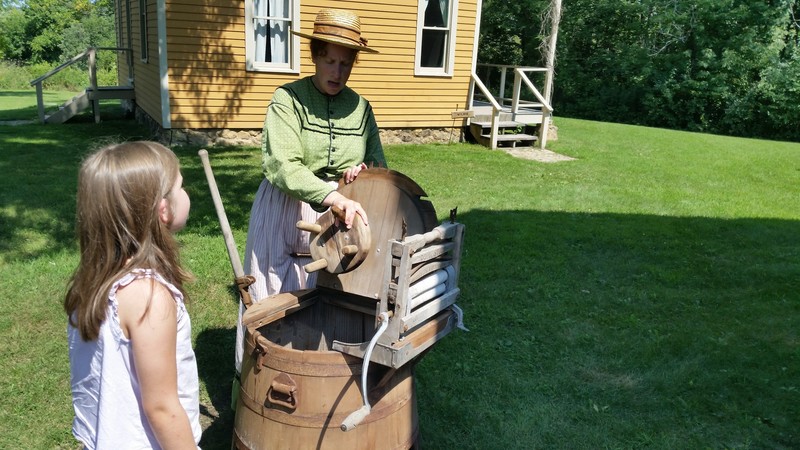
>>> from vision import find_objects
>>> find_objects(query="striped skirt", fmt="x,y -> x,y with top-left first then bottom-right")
235,178 -> 333,373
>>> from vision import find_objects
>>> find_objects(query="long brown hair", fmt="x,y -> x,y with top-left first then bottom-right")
64,141 -> 191,341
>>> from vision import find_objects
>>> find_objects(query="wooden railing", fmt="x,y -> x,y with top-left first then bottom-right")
469,64 -> 554,149
467,73 -> 503,150
29,47 -> 132,124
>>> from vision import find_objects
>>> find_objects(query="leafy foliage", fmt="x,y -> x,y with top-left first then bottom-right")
480,0 -> 800,141
1,0 -> 117,90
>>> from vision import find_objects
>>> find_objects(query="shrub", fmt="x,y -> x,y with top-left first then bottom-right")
0,61 -> 33,89
0,59 -> 120,91
26,62 -> 87,90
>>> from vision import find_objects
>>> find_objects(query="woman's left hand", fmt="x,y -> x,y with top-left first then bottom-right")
343,162 -> 368,184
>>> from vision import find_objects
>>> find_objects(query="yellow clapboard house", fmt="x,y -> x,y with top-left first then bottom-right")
115,0 -> 482,133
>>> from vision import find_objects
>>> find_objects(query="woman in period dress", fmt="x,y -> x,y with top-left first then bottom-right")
235,8 -> 386,375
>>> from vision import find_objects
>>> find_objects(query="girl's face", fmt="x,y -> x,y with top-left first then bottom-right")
311,43 -> 357,96
164,173 -> 190,231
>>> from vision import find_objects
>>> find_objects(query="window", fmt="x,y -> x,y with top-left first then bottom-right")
415,0 -> 458,76
139,0 -> 148,62
245,0 -> 299,73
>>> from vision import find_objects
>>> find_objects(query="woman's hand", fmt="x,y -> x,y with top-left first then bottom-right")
322,191 -> 367,229
342,162 -> 368,184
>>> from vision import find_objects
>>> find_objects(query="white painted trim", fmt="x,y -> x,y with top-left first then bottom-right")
244,0 -> 300,74
472,0 -> 482,74
157,0 -> 170,128
414,0 -> 459,77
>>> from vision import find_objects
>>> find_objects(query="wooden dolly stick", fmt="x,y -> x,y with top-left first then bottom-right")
198,149 -> 255,308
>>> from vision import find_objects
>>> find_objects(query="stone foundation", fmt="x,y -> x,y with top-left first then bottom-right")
135,106 -> 465,148
135,105 -> 554,148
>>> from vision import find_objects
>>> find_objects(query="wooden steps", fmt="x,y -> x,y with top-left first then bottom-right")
469,120 -> 538,149
45,86 -> 135,124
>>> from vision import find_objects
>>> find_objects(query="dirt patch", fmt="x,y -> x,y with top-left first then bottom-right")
504,147 -> 575,163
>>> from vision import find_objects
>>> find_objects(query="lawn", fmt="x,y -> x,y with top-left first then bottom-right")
1,91 -> 798,449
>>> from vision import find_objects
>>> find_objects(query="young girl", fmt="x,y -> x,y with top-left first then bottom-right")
64,141 -> 201,449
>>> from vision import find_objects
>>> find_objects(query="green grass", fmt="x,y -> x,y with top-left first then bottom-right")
0,89 -> 130,122
1,91 -> 799,449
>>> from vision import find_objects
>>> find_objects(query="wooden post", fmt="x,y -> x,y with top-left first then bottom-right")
88,48 -> 100,123
490,107 -> 499,150
512,70 -> 521,116
34,82 -> 45,124
498,66 -> 507,106
540,0 -> 562,149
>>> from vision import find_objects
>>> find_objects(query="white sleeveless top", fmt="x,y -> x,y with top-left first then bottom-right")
68,269 -> 201,449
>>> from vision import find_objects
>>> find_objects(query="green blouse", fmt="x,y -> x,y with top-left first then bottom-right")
261,76 -> 386,208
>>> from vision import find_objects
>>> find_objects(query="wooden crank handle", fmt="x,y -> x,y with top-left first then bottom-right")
296,220 -> 322,233
304,258 -> 329,273
331,205 -> 346,222
198,149 -> 245,279
341,245 -> 358,255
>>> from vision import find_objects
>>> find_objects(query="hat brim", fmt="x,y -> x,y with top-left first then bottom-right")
293,31 -> 379,54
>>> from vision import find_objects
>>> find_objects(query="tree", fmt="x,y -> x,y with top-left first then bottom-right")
0,6 -> 28,61
479,0 -> 552,66
549,0 -> 800,140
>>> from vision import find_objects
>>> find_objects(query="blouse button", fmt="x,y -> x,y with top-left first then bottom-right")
330,160 -> 335,165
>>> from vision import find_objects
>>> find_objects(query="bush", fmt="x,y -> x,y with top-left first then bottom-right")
1,59 -> 120,91
0,61 -> 33,89
26,62 -> 88,90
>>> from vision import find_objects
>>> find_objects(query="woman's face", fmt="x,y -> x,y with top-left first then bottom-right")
312,43 -> 357,96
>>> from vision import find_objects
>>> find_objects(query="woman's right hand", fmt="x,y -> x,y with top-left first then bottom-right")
322,191 -> 367,229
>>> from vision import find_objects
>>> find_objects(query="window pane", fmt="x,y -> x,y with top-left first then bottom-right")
424,0 -> 448,27
253,0 -> 290,64
421,29 -> 447,68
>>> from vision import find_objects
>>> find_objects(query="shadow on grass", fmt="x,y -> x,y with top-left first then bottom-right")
0,90 -> 134,122
172,145 -> 262,237
414,208 -> 800,448
196,325 -> 237,449
2,129 -> 798,447
0,125 -> 257,263
193,207 -> 800,448
0,120 -> 158,261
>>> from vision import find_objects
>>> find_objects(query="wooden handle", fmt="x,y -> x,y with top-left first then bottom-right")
341,245 -> 358,255
198,150 -> 245,279
268,373 -> 297,411
304,258 -> 329,273
331,205 -> 346,222
296,220 -> 322,234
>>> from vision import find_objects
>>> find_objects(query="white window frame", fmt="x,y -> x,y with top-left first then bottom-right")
414,0 -> 458,77
139,0 -> 148,62
245,0 -> 300,73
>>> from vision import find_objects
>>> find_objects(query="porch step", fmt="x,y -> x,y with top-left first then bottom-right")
480,132 -> 538,148
480,133 -> 538,141
44,86 -> 135,124
45,91 -> 91,124
88,86 -> 135,100
469,118 -> 539,148
470,120 -> 522,128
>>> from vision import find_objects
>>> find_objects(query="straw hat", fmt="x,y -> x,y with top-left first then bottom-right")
292,8 -> 379,54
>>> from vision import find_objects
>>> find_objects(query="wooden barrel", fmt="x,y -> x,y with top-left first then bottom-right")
233,289 -> 418,449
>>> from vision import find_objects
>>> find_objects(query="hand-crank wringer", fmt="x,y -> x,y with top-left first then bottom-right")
200,151 -> 467,449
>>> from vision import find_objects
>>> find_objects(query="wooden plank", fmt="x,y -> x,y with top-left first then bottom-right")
480,133 -> 539,142
471,120 -> 524,128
